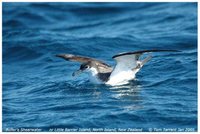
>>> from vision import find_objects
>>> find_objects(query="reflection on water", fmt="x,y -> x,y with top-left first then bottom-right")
66,79 -> 144,112
110,81 -> 143,111
109,80 -> 141,99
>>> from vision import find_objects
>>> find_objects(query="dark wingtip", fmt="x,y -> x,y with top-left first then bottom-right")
172,50 -> 181,52
55,54 -> 64,58
55,54 -> 75,61
161,49 -> 181,52
55,54 -> 63,57
112,49 -> 181,59
55,54 -> 69,60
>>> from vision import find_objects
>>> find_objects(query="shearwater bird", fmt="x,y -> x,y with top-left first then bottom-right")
56,49 -> 179,86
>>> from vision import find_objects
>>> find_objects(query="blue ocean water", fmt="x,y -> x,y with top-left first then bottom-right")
2,2 -> 197,132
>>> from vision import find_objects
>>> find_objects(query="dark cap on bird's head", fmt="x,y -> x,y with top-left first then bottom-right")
72,61 -> 97,77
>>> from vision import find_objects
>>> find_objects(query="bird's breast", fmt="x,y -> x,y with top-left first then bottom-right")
106,70 -> 136,86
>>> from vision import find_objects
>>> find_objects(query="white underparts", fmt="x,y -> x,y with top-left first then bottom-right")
106,55 -> 152,86
86,66 -> 141,86
86,63 -> 142,85
85,55 -> 151,86
87,67 -> 102,84
106,68 -> 139,86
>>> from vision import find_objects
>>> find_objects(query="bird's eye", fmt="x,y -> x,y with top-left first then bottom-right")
85,65 -> 89,69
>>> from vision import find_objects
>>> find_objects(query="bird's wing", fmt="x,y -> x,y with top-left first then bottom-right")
110,49 -> 179,77
56,54 -> 112,73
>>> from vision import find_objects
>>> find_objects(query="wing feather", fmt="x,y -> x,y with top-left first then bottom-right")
112,49 -> 180,59
56,54 -> 112,73
108,49 -> 180,84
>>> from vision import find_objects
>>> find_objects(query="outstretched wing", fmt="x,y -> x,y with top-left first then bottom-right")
56,54 -> 96,63
56,54 -> 112,73
109,49 -> 179,80
112,49 -> 179,59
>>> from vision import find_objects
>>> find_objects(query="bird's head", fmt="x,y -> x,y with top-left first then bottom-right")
72,61 -> 98,77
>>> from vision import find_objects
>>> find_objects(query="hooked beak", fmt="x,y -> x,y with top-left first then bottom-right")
72,69 -> 83,77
